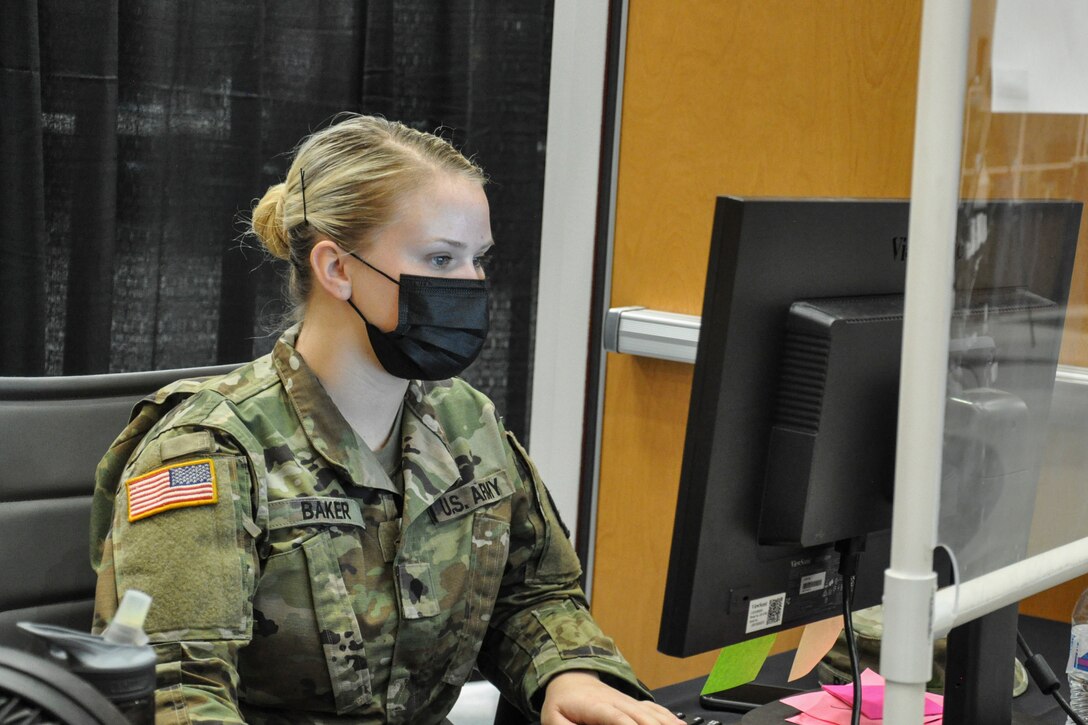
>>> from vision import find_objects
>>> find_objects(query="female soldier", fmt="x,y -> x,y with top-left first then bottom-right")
90,115 -> 682,725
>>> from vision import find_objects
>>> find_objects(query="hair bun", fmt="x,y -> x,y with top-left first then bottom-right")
252,183 -> 292,260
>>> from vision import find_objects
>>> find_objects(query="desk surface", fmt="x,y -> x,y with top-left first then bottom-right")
650,615 -> 1070,724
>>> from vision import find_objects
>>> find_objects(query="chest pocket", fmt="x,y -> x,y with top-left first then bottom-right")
402,471 -> 514,686
395,510 -> 511,688
238,497 -> 371,715
441,512 -> 510,685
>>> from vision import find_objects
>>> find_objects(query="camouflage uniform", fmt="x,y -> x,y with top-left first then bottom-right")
90,327 -> 648,724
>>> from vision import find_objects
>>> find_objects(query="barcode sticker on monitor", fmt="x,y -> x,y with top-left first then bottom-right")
746,592 -> 786,633
799,572 -> 827,595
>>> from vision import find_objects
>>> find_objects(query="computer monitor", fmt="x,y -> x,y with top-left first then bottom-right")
658,196 -> 1081,660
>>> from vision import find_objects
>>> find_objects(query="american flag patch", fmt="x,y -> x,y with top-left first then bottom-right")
126,459 -> 218,522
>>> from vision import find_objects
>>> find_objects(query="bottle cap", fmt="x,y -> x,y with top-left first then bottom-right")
102,590 -> 152,646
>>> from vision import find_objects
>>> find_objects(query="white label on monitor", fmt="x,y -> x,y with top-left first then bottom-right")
746,592 -> 786,633
799,572 -> 827,595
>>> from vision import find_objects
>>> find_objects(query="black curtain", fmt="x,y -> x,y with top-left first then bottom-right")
0,0 -> 552,440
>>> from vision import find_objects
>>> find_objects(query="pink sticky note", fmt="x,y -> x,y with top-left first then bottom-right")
822,669 -> 943,718
782,689 -> 879,725
821,682 -> 884,719
781,691 -> 829,711
785,717 -> 823,725
806,696 -> 882,725
786,716 -> 833,725
782,669 -> 943,724
824,690 -> 942,720
860,669 -> 884,687
820,669 -> 878,716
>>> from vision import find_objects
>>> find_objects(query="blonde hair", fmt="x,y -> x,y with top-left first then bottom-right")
250,114 -> 485,311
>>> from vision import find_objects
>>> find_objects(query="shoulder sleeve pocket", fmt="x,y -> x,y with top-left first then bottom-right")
533,598 -> 622,660
112,454 -> 253,639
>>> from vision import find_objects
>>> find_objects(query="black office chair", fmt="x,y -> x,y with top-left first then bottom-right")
0,365 -> 238,657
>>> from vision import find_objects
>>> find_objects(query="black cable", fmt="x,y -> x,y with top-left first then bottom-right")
841,572 -> 861,725
836,538 -> 864,725
1016,629 -> 1087,725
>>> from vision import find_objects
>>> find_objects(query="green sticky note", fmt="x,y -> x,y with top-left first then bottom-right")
700,633 -> 777,695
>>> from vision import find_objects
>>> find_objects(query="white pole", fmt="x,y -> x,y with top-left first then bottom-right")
881,2 -> 972,724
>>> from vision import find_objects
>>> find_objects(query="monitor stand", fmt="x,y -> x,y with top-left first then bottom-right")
941,603 -> 1048,725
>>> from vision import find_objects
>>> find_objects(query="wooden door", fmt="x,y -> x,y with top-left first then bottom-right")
591,0 -> 1088,689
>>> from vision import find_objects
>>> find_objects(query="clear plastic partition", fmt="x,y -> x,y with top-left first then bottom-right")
937,0 -> 1088,584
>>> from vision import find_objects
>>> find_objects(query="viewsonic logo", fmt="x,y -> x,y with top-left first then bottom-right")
891,235 -> 908,262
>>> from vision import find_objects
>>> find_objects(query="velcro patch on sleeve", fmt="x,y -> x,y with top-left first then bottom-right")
126,458 -> 218,522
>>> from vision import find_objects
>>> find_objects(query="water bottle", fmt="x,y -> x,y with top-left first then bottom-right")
19,590 -> 156,724
1067,588 -> 1088,724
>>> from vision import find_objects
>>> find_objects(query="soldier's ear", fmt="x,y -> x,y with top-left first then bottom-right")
309,240 -> 352,301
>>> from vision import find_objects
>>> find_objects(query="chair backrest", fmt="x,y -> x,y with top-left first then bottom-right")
0,364 -> 239,655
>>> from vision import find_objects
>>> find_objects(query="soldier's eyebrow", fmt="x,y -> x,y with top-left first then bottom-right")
425,239 -> 495,252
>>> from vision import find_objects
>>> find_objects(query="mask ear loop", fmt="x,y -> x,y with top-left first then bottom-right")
344,249 -> 400,286
341,248 -> 400,329
346,297 -> 374,324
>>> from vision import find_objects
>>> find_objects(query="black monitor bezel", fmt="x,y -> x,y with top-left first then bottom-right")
658,196 -> 1081,657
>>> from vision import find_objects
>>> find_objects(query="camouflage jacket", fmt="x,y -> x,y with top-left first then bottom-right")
90,327 -> 648,724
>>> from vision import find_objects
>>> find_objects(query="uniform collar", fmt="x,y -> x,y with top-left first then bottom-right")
271,325 -> 397,494
271,326 -> 466,514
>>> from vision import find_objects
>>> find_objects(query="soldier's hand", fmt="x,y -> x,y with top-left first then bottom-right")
540,671 -> 683,725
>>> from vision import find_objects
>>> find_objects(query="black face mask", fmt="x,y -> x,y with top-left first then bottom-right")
344,252 -> 490,381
